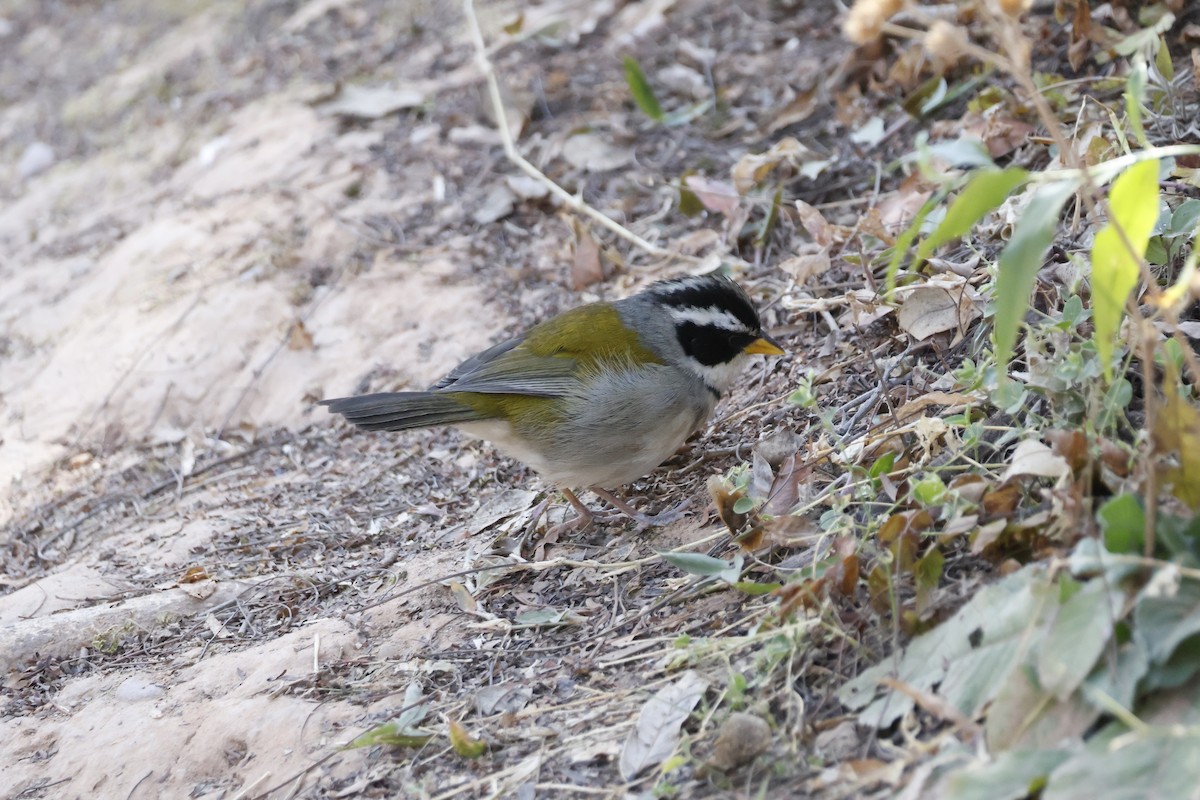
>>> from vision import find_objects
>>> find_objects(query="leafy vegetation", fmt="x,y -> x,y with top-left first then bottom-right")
686,1 -> 1200,794
5,0 -> 1200,796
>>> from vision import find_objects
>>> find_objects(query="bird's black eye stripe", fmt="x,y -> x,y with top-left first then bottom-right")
676,321 -> 757,366
655,278 -> 761,332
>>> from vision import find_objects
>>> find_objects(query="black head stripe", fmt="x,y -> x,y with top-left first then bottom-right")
652,275 -> 761,332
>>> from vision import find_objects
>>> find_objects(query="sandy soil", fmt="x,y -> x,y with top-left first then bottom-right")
0,1 -> 526,795
1,0 -> 854,796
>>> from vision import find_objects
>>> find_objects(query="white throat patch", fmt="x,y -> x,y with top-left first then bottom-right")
686,353 -> 750,393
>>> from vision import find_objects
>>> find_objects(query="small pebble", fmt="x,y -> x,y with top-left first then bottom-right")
814,720 -> 860,762
709,712 -> 772,771
18,142 -> 55,178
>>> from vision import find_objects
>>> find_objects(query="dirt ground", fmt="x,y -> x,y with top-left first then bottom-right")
0,1 -> 858,795
2,0 -> 1142,797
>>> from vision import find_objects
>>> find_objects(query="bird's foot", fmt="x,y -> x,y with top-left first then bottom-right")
589,487 -> 690,528
523,490 -> 596,558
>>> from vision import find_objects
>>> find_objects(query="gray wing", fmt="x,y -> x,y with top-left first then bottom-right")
431,336 -> 579,397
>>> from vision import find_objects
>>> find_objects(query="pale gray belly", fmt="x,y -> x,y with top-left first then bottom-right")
458,364 -> 714,488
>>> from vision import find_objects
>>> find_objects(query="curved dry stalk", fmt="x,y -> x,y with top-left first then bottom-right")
461,0 -> 694,265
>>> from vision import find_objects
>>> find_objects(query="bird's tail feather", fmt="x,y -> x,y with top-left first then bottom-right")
320,392 -> 485,431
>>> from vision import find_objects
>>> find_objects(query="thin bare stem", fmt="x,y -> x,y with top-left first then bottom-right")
461,0 -> 683,262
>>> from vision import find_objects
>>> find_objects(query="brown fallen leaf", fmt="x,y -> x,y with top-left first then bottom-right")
1046,428 -> 1088,475
180,565 -> 209,584
778,245 -> 831,287
879,677 -> 982,735
683,174 -> 740,215
315,84 -> 424,119
894,390 -> 983,421
794,200 -> 849,247
619,670 -> 708,780
287,320 -> 314,351
561,132 -> 634,173
767,86 -> 818,133
569,218 -> 604,290
982,482 -> 1021,515
731,137 -> 813,194
1002,439 -> 1072,481
895,284 -> 982,341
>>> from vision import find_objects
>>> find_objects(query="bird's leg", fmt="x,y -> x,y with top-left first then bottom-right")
589,487 -> 690,526
532,487 -> 596,538
560,487 -> 598,528
519,497 -> 551,539
522,490 -> 597,559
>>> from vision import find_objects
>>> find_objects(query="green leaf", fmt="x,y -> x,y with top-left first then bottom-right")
1037,578 -> 1119,700
985,657 -> 1099,751
1169,198 -> 1200,237
514,608 -> 582,626
1133,572 -> 1200,664
678,183 -> 703,217
733,580 -> 782,595
902,75 -> 950,118
448,720 -> 488,758
1141,635 -> 1200,692
1044,726 -> 1200,800
661,552 -> 743,583
902,75 -> 947,118
1124,57 -> 1148,147
1097,493 -> 1145,554
940,748 -> 1070,800
917,168 -> 1029,262
914,547 -> 945,616
623,56 -> 663,122
912,473 -> 947,506
994,179 -> 1080,377
1145,236 -> 1169,265
868,452 -> 897,479
663,97 -> 715,127
732,495 -> 756,515
1155,35 -> 1174,81
922,137 -> 995,169
1156,511 -> 1200,560
885,191 -> 944,295
841,565 -> 1059,728
1092,158 -> 1160,381
347,723 -> 433,749
915,548 -> 945,590
1112,11 -> 1175,57
1084,639 -> 1149,710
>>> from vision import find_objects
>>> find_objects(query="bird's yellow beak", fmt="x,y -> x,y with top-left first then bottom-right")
743,334 -> 785,356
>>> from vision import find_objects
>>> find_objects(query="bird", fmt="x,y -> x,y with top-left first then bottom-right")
320,273 -> 784,529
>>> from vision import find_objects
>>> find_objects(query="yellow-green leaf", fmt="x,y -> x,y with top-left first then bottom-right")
678,184 -> 703,217
733,580 -> 782,595
1091,158 -> 1160,380
1155,35 -> 1174,79
623,56 -> 663,122
1153,364 -> 1200,510
347,723 -> 433,749
448,720 -> 488,758
994,179 -> 1080,376
1124,58 -> 1148,148
917,167 -> 1028,263
885,192 -> 943,295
